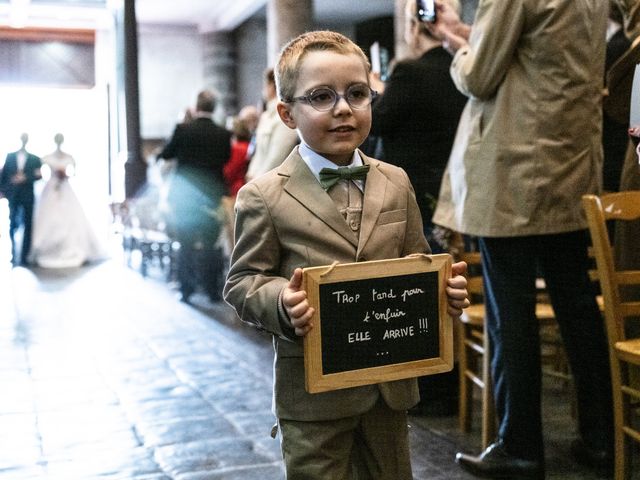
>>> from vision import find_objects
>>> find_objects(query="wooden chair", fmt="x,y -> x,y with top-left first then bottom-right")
457,248 -> 565,449
457,250 -> 495,448
118,198 -> 177,280
583,192 -> 640,480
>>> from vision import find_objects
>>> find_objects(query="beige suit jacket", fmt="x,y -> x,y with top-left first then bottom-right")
224,147 -> 430,421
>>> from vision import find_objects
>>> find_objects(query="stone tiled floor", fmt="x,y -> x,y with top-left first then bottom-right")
0,249 -> 625,479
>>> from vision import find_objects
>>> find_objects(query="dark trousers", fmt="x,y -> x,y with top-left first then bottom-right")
8,196 -> 34,264
175,231 -> 223,300
479,231 -> 613,461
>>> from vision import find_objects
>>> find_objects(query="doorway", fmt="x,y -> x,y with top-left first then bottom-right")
0,85 -> 113,265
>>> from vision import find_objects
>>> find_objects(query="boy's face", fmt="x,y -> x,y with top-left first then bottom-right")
277,51 -> 372,166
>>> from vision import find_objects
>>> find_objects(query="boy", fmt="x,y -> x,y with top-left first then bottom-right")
224,30 -> 469,479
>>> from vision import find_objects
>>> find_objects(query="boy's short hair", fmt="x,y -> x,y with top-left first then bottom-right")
275,30 -> 371,102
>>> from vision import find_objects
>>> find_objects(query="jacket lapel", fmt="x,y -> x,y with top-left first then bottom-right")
7,154 -> 17,173
280,149 -> 359,248
358,155 -> 386,256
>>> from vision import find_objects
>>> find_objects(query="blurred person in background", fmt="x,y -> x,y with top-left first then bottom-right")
608,0 -> 640,279
0,132 -> 41,266
245,69 -> 299,181
29,133 -> 106,268
220,114 -> 253,254
158,90 -> 232,303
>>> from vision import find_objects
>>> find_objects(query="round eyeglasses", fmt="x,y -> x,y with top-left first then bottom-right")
285,85 -> 377,112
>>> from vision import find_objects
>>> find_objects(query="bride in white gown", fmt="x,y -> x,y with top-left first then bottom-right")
29,133 -> 106,268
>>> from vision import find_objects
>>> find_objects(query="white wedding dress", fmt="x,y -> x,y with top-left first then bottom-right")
29,150 -> 106,268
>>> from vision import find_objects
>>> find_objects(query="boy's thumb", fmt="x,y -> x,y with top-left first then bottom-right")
288,268 -> 303,290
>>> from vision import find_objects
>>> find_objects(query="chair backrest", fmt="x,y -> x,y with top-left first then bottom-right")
582,192 -> 640,344
458,250 -> 483,300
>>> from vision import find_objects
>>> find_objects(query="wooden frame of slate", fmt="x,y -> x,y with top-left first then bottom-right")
302,254 -> 453,394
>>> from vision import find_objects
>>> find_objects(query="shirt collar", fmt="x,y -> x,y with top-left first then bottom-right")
298,142 -> 365,191
16,151 -> 27,170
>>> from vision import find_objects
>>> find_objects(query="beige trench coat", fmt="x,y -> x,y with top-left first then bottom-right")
433,0 -> 607,237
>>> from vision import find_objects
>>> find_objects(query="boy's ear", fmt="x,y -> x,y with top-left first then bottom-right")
277,101 -> 297,130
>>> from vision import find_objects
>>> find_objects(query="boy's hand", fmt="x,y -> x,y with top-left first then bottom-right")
282,268 -> 315,337
446,261 -> 470,318
11,171 -> 26,184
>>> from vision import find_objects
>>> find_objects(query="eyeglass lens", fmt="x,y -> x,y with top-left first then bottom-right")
309,85 -> 373,111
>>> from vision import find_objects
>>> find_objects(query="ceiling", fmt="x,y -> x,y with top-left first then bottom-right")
0,0 -> 395,32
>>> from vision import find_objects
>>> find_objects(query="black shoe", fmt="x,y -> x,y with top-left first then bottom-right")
179,290 -> 193,304
456,441 -> 544,479
570,438 -> 613,474
207,290 -> 222,303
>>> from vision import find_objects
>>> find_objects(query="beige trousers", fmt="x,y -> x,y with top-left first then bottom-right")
277,397 -> 412,480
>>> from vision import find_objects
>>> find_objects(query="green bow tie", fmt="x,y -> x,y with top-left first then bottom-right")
318,165 -> 370,190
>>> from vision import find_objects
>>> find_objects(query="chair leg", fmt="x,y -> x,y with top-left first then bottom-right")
458,323 -> 472,432
615,428 -> 625,480
613,361 -> 634,480
618,399 -> 635,480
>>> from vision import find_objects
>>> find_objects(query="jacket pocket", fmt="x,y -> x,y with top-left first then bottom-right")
376,208 -> 406,225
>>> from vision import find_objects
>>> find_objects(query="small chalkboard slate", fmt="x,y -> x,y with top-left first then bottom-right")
302,254 -> 453,394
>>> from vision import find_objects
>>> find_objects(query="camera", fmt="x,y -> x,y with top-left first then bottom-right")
416,0 -> 436,23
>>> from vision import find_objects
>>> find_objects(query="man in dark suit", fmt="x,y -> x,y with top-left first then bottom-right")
0,133 -> 42,266
370,0 -> 467,247
369,0 -> 467,416
158,90 -> 232,302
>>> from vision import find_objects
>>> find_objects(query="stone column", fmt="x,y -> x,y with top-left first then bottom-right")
123,0 -> 145,198
267,0 -> 313,67
203,31 -> 236,119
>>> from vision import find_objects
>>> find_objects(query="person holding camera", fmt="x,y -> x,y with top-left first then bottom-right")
370,0 -> 466,252
429,0 -> 613,478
